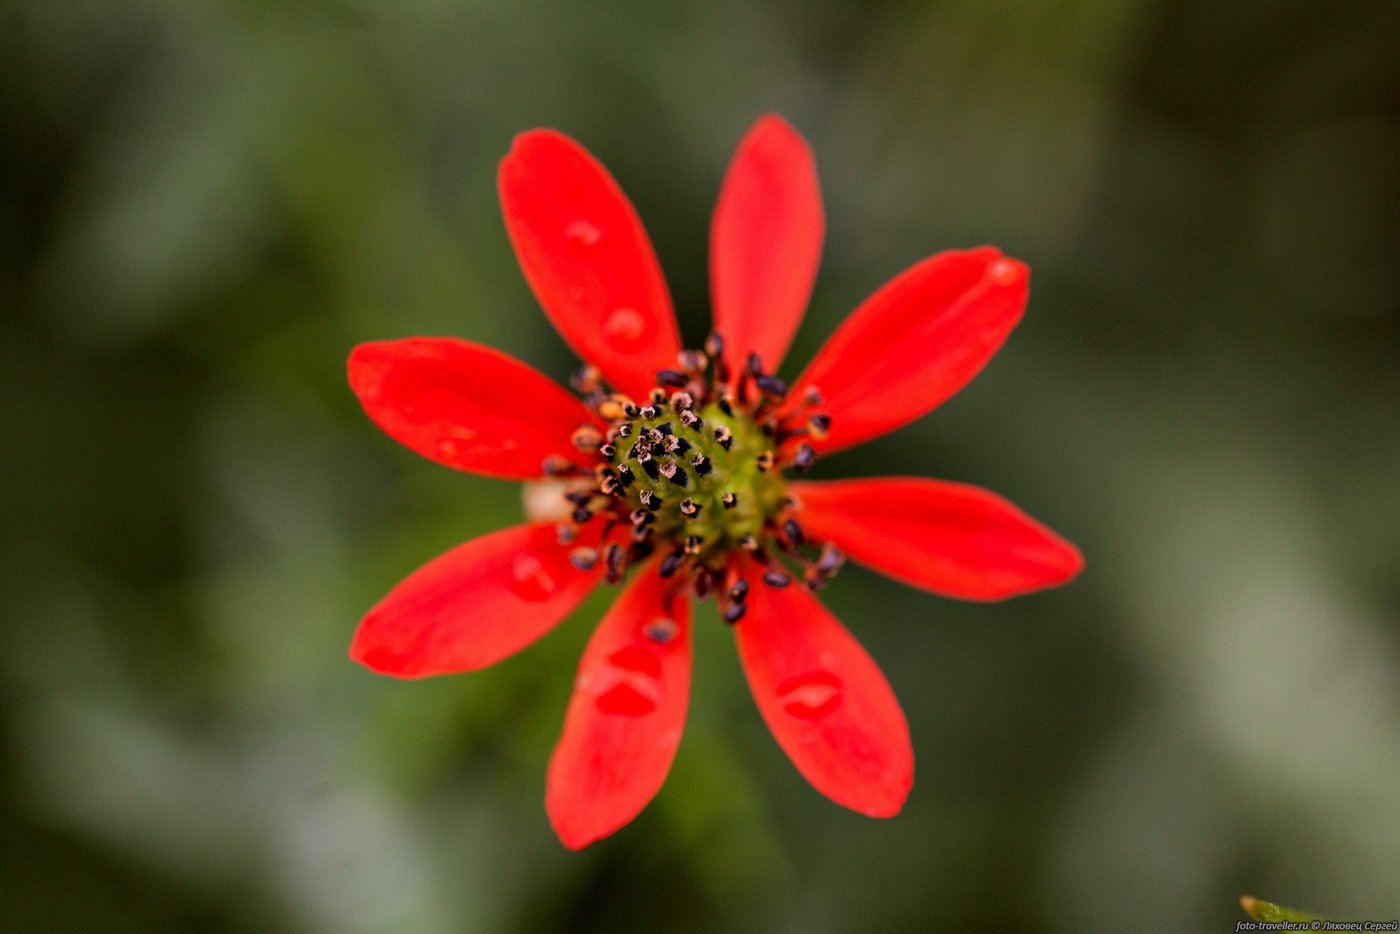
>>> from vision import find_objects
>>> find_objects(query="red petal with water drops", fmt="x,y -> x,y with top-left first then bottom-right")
788,247 -> 1029,454
733,556 -> 912,817
350,521 -> 605,678
547,562 -> 691,849
791,478 -> 1084,600
348,338 -> 600,479
499,129 -> 681,401
710,113 -> 823,379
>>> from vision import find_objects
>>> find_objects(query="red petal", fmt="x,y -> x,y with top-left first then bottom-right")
547,563 -> 691,849
733,556 -> 912,817
791,478 -> 1084,600
789,248 -> 1029,453
348,338 -> 600,479
498,129 -> 681,401
710,113 -> 823,378
350,521 -> 605,678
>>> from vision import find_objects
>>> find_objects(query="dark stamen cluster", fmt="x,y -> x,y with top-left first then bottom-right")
541,332 -> 840,612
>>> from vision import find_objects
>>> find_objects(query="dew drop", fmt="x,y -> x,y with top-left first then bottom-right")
510,553 -> 559,602
776,671 -> 843,720
603,307 -> 649,351
592,645 -> 663,716
566,219 -> 603,247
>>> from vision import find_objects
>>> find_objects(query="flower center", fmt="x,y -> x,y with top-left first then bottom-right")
539,333 -> 846,623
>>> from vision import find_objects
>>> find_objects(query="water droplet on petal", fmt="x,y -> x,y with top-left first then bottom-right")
776,671 -> 843,720
603,307 -> 649,351
510,553 -> 559,601
989,259 -> 1022,286
592,645 -> 663,716
565,219 -> 602,247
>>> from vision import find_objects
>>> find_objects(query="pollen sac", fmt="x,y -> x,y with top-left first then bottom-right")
723,602 -> 747,624
762,570 -> 792,588
792,443 -> 816,472
571,425 -> 605,452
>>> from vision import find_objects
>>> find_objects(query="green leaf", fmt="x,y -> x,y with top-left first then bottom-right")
1240,895 -> 1318,923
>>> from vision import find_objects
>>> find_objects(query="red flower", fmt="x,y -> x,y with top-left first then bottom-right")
347,114 -> 1083,849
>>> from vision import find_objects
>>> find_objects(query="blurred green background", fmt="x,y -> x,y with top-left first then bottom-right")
3,1 -> 1399,931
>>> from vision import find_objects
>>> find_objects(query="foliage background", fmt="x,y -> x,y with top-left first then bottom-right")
3,1 -> 1399,930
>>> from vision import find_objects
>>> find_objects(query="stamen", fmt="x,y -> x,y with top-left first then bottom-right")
684,536 -> 704,555
671,391 -> 694,414
722,602 -> 747,624
739,534 -> 759,551
656,369 -> 689,388
615,464 -> 635,487
663,435 -> 681,453
679,498 -> 700,517
571,425 -> 605,451
693,566 -> 714,600
648,388 -> 669,405
807,413 -> 831,439
630,508 -> 654,526
658,461 -> 677,480
678,349 -> 707,373
745,352 -> 764,377
721,492 -> 737,509
604,542 -> 625,583
659,550 -> 686,577
639,490 -> 659,510
815,542 -> 845,575
571,507 -> 593,524
792,443 -> 816,472
556,524 -> 577,545
639,404 -> 660,419
679,409 -> 703,430
714,426 -> 732,450
704,332 -> 724,359
541,454 -> 574,476
570,364 -> 603,394
754,374 -> 788,399
665,465 -> 689,488
783,518 -> 805,545
756,451 -> 775,471
691,454 -> 712,475
728,578 -> 749,602
654,421 -> 673,436
717,393 -> 734,417
762,570 -> 792,588
568,547 -> 600,571
804,386 -> 823,406
599,443 -> 617,459
641,457 -> 659,480
672,437 -> 691,456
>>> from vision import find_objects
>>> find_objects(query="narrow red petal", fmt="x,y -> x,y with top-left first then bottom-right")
350,521 -> 605,678
789,247 -> 1029,453
498,129 -> 681,401
348,338 -> 600,479
547,563 -> 691,849
791,478 -> 1084,600
733,556 -> 912,817
710,113 -> 823,379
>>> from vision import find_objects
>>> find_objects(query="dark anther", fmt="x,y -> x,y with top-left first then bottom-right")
639,490 -> 659,510
658,461 -> 677,480
691,454 -> 712,476
639,405 -> 659,419
649,388 -> 668,405
571,507 -> 593,524
665,466 -> 690,488
616,422 -> 633,437
721,492 -> 737,509
679,498 -> 700,517
714,426 -> 733,450
641,458 -> 660,479
663,435 -> 680,453
722,602 -> 747,624
570,364 -> 602,394
541,454 -> 573,476
762,570 -> 792,588
556,524 -> 577,545
628,539 -> 656,563
655,421 -> 672,436
680,409 -> 702,430
678,349 -> 707,373
599,475 -> 620,495
568,547 -> 600,571
816,542 -> 845,575
671,391 -> 694,413
615,463 -> 635,487
693,566 -> 714,600
745,352 -> 764,377
793,443 -> 816,472
604,542 -> 625,582
739,534 -> 759,551
599,443 -> 617,459
728,579 -> 749,603
803,386 -> 823,406
630,508 -> 654,526
572,425 -> 605,451
704,332 -> 725,358
807,413 -> 831,438
656,369 -> 688,388
754,374 -> 788,398
684,536 -> 704,555
631,524 -> 653,542
564,490 -> 592,505
756,451 -> 775,471
783,518 -> 805,545
717,394 -> 734,416
622,401 -> 640,418
673,437 -> 691,456
659,550 -> 685,578
633,445 -> 652,462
